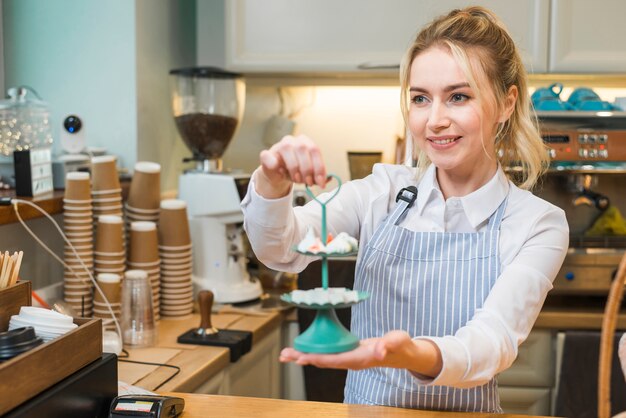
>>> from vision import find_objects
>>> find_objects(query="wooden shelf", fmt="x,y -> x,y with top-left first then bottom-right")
0,180 -> 130,226
0,190 -> 65,226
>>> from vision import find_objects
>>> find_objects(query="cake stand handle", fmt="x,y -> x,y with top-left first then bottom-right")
304,174 -> 342,290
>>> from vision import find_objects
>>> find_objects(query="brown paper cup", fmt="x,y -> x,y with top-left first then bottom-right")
159,248 -> 192,259
158,200 -> 191,247
128,221 -> 159,263
92,194 -> 123,203
125,204 -> 160,215
63,198 -> 92,207
91,156 -> 121,191
127,162 -> 161,210
65,172 -> 92,201
95,215 -> 124,253
125,212 -> 159,222
160,281 -> 193,289
94,273 -> 121,304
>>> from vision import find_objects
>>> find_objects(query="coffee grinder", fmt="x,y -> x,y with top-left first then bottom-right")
170,67 -> 262,304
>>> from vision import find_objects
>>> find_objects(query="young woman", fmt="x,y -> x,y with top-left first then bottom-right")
241,6 -> 568,413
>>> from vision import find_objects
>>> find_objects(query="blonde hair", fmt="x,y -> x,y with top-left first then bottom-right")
399,6 -> 547,190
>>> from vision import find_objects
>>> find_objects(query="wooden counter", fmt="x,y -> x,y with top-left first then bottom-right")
164,392 -> 550,418
119,310 -> 283,392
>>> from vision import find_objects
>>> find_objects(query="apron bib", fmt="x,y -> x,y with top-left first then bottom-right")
344,187 -> 507,412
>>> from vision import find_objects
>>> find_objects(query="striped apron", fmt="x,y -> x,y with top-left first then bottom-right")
344,187 -> 507,412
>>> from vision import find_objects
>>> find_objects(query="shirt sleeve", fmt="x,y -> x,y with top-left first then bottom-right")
411,204 -> 569,388
241,168 -> 378,273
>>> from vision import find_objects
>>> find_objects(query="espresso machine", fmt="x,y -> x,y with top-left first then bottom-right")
534,113 -> 626,298
170,67 -> 262,303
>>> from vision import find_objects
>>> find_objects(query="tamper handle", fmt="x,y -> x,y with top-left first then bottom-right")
194,290 -> 219,336
198,290 -> 214,329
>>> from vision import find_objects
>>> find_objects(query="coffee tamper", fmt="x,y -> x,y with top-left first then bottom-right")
177,290 -> 252,362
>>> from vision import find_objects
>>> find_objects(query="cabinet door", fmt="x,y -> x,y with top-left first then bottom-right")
549,0 -> 626,73
498,387 -> 552,416
221,0 -> 548,73
227,328 -> 281,398
498,330 -> 555,387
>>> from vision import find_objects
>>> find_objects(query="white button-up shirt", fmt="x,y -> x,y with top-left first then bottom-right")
241,163 -> 569,387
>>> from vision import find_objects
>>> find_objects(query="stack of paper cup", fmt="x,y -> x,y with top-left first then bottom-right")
63,172 -> 95,317
158,199 -> 193,318
93,273 -> 122,331
125,162 -> 161,234
128,221 -> 161,320
94,215 -> 126,279
91,156 -> 124,232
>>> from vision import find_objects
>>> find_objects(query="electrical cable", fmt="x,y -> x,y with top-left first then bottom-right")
10,198 -> 123,341
117,348 -> 181,391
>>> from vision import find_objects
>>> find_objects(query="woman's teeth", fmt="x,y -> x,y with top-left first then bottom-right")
432,137 -> 458,145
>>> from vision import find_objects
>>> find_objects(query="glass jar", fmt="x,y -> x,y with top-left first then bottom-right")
0,86 -> 53,156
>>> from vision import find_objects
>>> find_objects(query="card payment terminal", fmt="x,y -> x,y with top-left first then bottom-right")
109,395 -> 185,417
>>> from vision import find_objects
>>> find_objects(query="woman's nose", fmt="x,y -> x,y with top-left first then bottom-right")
427,101 -> 451,131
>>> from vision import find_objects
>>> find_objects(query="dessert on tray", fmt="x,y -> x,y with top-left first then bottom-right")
296,227 -> 358,255
291,287 -> 361,306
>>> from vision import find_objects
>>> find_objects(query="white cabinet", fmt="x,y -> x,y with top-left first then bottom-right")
498,330 -> 556,415
198,0 -> 549,74
549,0 -> 626,73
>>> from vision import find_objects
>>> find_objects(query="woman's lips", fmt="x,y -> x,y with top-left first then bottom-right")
427,136 -> 461,149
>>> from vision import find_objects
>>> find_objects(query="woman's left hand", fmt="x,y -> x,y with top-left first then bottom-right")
279,330 -> 421,370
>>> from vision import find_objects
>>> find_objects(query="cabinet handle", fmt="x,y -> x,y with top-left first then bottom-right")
357,62 -> 400,70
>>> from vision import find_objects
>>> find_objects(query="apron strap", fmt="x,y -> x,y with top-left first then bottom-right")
391,186 -> 418,226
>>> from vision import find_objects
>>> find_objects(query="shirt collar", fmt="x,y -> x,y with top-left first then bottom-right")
461,166 -> 510,229
415,164 -> 510,229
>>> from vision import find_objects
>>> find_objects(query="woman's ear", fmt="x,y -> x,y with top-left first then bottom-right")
498,85 -> 518,123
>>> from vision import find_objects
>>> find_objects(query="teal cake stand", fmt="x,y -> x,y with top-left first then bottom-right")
281,174 -> 369,353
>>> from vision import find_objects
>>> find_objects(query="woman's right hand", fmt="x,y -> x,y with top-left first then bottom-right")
256,134 -> 327,199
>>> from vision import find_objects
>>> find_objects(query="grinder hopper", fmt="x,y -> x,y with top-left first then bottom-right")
170,67 -> 262,304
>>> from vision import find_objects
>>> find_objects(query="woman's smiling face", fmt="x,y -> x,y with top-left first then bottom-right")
408,46 -> 503,182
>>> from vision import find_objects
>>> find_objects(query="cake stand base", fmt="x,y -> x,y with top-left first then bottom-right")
294,308 -> 359,353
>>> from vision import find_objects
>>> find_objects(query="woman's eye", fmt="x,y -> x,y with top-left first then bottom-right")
411,95 -> 428,104
450,93 -> 469,103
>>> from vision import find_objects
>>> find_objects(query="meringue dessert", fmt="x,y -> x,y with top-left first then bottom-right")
290,287 -> 360,305
297,227 -> 358,254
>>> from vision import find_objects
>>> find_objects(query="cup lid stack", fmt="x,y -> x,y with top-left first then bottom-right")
63,172 -> 94,317
158,199 -> 193,318
94,215 -> 126,294
93,273 -> 122,331
91,156 -> 124,236
125,162 -> 161,234
128,221 -> 161,320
